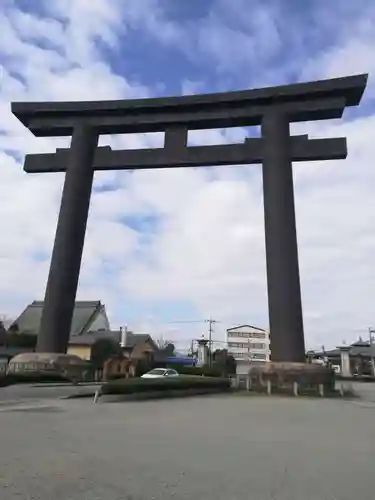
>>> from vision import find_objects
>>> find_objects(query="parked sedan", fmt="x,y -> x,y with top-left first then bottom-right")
141,368 -> 179,379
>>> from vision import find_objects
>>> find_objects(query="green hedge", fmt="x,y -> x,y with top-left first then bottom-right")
0,372 -> 70,386
101,375 -> 230,395
167,364 -> 223,377
336,375 -> 375,382
167,365 -> 204,376
4,333 -> 37,348
106,373 -> 128,381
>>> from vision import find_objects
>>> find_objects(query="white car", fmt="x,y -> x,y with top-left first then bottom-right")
141,368 -> 179,379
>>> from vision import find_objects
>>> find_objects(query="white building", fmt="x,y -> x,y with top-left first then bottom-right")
227,324 -> 270,375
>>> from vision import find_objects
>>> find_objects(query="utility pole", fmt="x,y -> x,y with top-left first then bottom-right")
190,339 -> 195,358
166,318 -> 219,368
206,317 -> 217,369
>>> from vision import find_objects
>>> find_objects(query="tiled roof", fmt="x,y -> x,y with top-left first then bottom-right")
11,300 -> 103,337
69,330 -> 121,346
349,342 -> 375,357
125,333 -> 153,348
68,330 -> 156,349
227,325 -> 266,332
315,340 -> 375,358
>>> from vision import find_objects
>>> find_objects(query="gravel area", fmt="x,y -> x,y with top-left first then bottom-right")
1,390 -> 375,499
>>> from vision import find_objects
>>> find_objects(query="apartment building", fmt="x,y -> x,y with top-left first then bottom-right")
227,324 -> 270,375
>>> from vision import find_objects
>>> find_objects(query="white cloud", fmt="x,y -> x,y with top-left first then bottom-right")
300,2 -> 375,95
0,0 -> 374,353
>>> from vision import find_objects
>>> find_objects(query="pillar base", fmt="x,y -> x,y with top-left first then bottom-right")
248,361 -> 335,392
6,352 -> 87,381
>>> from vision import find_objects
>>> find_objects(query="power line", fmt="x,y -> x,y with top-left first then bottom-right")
166,320 -> 209,324
166,318 -> 221,367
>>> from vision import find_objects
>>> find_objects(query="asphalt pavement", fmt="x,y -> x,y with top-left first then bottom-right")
1,383 -> 375,499
0,382 -> 98,403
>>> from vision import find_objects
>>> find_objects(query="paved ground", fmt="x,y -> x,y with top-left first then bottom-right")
0,383 -> 98,403
346,380 -> 375,402
1,384 -> 375,499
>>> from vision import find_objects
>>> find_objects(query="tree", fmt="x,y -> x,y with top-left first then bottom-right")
0,321 -> 7,346
90,338 -> 123,368
6,333 -> 37,348
212,349 -> 237,376
8,323 -> 19,334
156,338 -> 173,349
0,315 -> 39,349
0,314 -> 14,330
156,338 -> 175,356
164,343 -> 175,356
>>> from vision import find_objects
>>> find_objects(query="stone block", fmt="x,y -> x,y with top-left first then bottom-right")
248,361 -> 335,393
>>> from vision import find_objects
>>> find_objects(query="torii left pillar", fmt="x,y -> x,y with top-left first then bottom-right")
37,125 -> 98,352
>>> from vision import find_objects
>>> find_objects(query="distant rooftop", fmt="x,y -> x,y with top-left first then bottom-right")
227,325 -> 266,332
11,300 -> 107,337
69,330 -> 155,349
314,339 -> 375,358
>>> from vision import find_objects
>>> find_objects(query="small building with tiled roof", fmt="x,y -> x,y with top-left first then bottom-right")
312,339 -> 375,376
68,329 -> 159,361
8,300 -> 112,360
314,339 -> 375,360
10,300 -> 110,337
6,301 -> 160,363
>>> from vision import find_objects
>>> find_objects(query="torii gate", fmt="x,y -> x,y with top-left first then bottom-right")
11,73 -> 367,361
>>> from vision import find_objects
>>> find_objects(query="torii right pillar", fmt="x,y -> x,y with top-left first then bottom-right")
262,111 -> 305,362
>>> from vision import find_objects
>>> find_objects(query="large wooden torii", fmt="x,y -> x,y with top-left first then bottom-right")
11,73 -> 367,361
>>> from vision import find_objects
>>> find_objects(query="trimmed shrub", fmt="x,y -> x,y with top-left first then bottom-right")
202,364 -> 226,377
133,359 -> 170,377
106,373 -> 130,381
101,375 -> 231,395
167,364 -> 224,377
5,333 -> 37,348
1,372 -> 70,386
167,364 -> 203,376
336,375 -> 375,382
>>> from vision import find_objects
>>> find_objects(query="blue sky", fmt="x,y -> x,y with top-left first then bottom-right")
1,0 -> 375,350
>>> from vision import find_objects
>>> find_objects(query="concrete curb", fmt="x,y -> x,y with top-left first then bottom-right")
61,391 -> 97,399
99,388 -> 231,403
32,382 -> 101,388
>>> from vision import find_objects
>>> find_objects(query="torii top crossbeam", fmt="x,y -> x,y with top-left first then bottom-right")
12,74 -> 367,136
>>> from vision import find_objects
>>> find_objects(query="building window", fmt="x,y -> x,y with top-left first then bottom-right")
228,342 -> 245,348
251,343 -> 265,350
228,342 -> 266,349
230,351 -> 267,360
252,353 -> 266,360
230,352 -> 248,358
250,332 -> 266,339
227,331 -> 266,339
